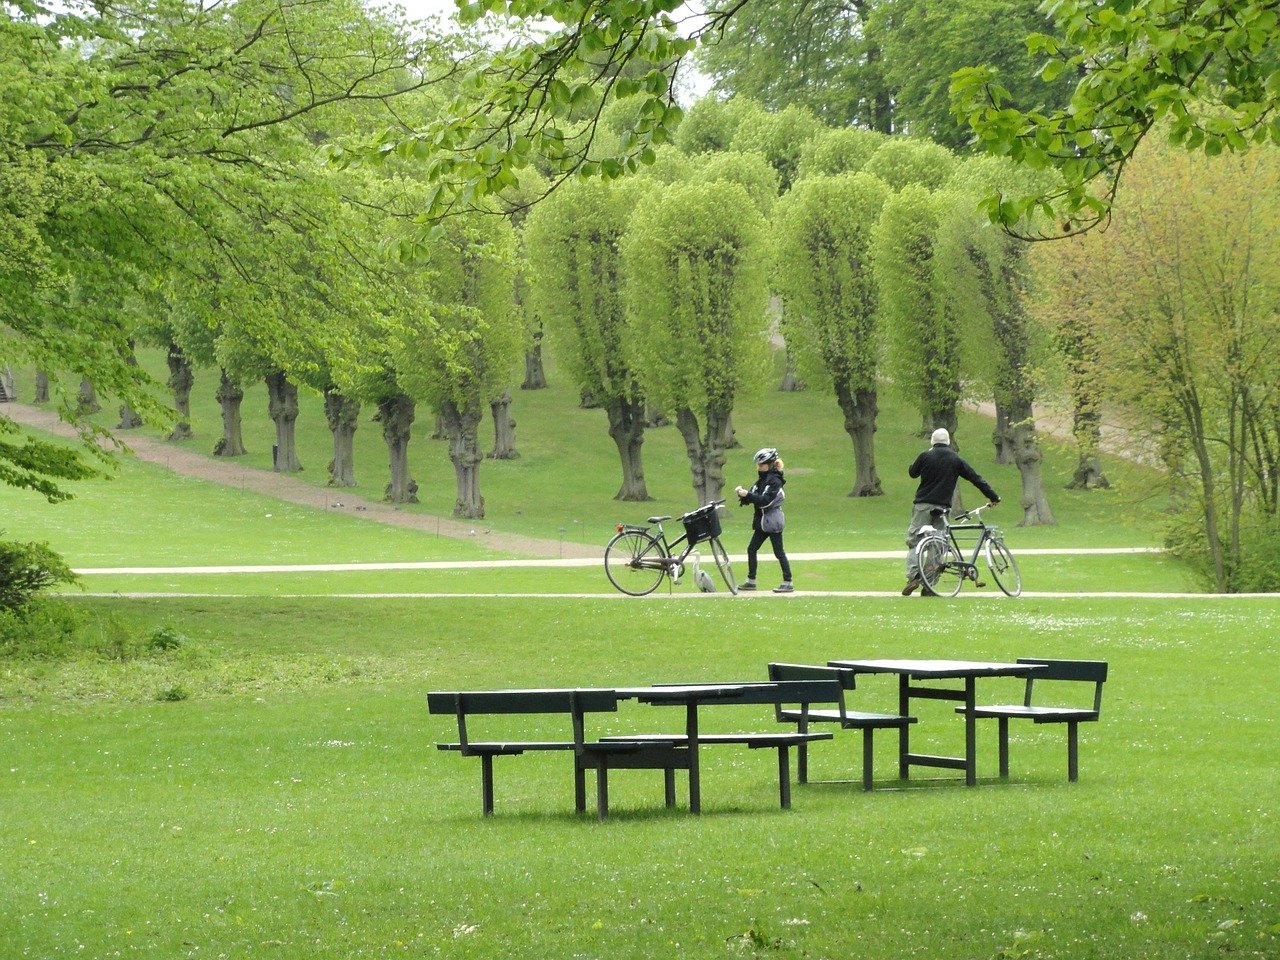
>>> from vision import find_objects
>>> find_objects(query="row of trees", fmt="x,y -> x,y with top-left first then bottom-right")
2,0 -> 539,517
523,102 -> 1060,524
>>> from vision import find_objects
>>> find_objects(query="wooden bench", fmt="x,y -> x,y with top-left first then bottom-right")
958,658 -> 1108,782
603,680 -> 839,810
427,689 -> 686,820
767,662 -> 917,790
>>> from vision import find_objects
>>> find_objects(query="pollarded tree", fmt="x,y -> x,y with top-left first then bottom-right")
675,97 -> 765,155
773,172 -> 891,497
795,127 -> 890,181
622,181 -> 770,504
862,138 -> 957,191
937,157 -> 1056,525
729,103 -> 824,192
524,178 -> 652,500
691,151 -> 781,218
872,185 -> 963,443
395,212 -> 521,519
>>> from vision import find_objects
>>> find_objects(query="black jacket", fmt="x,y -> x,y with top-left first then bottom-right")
739,469 -> 785,532
908,445 -> 999,506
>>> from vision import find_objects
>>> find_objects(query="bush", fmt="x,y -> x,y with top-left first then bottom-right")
1164,505 -> 1280,593
0,537 -> 78,612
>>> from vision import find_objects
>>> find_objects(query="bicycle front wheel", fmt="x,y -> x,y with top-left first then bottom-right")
708,537 -> 738,595
986,538 -> 1022,597
917,535 -> 964,598
604,530 -> 668,596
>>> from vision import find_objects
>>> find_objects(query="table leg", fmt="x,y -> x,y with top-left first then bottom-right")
898,674 -> 911,779
686,703 -> 701,815
778,747 -> 791,809
964,677 -> 977,786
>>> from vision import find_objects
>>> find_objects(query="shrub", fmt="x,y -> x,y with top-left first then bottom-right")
148,626 -> 186,652
0,537 -> 78,612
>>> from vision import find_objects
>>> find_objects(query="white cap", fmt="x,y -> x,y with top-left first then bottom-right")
931,427 -> 951,446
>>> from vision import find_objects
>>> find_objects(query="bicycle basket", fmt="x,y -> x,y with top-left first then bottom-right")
680,505 -> 722,545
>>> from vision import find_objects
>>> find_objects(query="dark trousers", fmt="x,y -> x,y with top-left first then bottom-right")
747,529 -> 791,582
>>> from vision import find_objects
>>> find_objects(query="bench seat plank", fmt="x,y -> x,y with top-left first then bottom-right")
601,732 -> 833,746
963,705 -> 1099,723
779,708 -> 916,728
437,741 -> 576,755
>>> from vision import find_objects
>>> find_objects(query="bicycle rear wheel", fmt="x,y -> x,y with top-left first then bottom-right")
916,535 -> 964,597
604,530 -> 668,596
985,538 -> 1022,597
708,537 -> 738,595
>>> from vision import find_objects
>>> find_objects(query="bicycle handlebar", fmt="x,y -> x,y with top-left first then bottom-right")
953,501 -> 997,523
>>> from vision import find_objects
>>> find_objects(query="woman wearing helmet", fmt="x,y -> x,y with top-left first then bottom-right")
734,447 -> 794,593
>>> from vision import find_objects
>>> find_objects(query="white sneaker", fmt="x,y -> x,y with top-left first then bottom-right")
739,579 -> 757,590
773,582 -> 795,593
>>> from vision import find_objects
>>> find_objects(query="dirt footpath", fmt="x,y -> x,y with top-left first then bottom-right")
3,402 -> 602,560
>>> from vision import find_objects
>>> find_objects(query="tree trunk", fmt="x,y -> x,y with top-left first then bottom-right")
606,394 -> 651,501
430,413 -> 446,440
1004,398 -> 1056,526
214,369 -> 247,457
166,344 -> 193,440
835,381 -> 882,497
487,391 -> 519,460
116,345 -> 142,428
675,405 -> 731,505
376,393 -> 417,503
440,399 -> 485,518
78,378 -> 100,415
993,403 -> 1013,464
779,354 -> 805,392
0,366 -> 16,402
1066,409 -> 1110,489
521,334 -> 548,390
265,370 -> 302,472
645,404 -> 669,428
324,388 -> 360,486
34,371 -> 49,403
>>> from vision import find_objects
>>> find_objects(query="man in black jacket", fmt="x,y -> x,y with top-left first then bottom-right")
902,428 -> 1000,596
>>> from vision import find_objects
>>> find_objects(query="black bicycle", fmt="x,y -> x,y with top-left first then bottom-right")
914,502 -> 1022,598
604,500 -> 738,596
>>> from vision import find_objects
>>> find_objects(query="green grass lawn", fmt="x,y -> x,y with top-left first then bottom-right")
2,594 -> 1277,959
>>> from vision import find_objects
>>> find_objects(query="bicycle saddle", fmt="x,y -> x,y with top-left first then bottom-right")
648,515 -> 671,523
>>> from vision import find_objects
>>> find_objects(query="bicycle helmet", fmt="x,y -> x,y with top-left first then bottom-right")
753,447 -> 779,464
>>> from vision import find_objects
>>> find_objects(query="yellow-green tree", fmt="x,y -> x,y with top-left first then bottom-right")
524,178 -> 652,500
773,172 -> 891,496
622,181 -> 770,504
1033,137 -> 1280,590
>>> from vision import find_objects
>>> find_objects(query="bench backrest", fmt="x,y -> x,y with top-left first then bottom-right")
427,689 -> 621,752
767,662 -> 856,689
427,689 -> 620,715
767,664 -> 852,724
1017,658 -> 1108,713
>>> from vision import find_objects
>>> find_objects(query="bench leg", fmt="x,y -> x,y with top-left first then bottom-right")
596,759 -> 609,821
664,769 -> 676,808
778,747 -> 792,809
574,763 -> 587,814
861,728 -> 874,792
481,755 -> 495,816
797,740 -> 808,785
998,717 -> 1010,779
1067,722 -> 1079,782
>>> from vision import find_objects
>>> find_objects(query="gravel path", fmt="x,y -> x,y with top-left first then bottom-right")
3,402 -> 602,560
